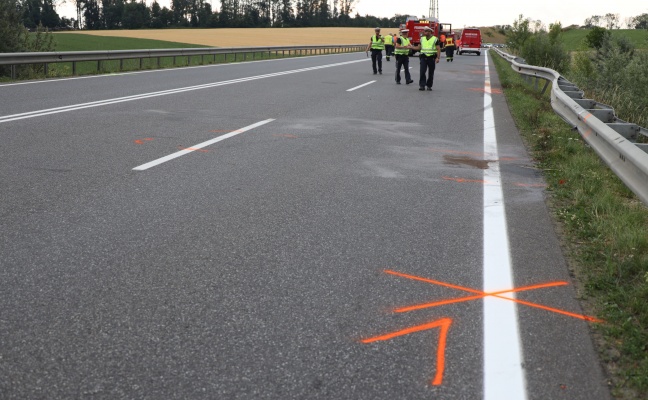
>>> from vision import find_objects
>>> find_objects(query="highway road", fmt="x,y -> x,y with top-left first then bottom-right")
0,51 -> 610,399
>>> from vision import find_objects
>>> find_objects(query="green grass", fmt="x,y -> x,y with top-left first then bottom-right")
561,28 -> 648,51
491,52 -> 648,399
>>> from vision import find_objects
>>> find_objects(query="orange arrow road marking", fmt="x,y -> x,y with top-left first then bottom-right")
362,318 -> 452,386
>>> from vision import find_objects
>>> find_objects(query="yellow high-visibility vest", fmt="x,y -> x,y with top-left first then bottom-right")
371,35 -> 385,50
421,36 -> 438,56
394,37 -> 410,55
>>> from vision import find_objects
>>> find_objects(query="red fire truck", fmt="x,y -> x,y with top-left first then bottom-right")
399,16 -> 452,55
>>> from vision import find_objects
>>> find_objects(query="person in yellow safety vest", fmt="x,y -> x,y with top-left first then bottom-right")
411,26 -> 441,91
384,33 -> 395,61
445,35 -> 455,62
394,29 -> 414,85
365,27 -> 385,75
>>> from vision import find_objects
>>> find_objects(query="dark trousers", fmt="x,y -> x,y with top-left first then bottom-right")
419,56 -> 437,89
385,45 -> 394,59
445,46 -> 455,60
395,55 -> 411,83
371,49 -> 382,73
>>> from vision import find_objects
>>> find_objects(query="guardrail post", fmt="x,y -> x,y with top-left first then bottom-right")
72,61 -> 76,75
140,58 -> 143,70
120,59 -> 123,71
44,63 -> 48,77
97,60 -> 101,72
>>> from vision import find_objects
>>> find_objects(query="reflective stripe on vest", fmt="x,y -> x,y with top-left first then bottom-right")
394,37 -> 410,55
371,35 -> 385,50
421,36 -> 438,56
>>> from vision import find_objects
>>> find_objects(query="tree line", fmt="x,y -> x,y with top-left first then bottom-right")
12,0 -> 409,30
583,13 -> 648,30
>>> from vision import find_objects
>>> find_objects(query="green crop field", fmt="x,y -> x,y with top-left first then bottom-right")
52,33 -> 209,51
21,33 -> 296,79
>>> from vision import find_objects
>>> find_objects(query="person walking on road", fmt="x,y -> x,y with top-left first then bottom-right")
366,27 -> 385,75
394,29 -> 414,85
445,34 -> 455,62
384,32 -> 395,61
412,26 -> 441,91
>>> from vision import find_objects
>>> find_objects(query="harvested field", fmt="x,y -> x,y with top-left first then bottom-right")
55,28 -> 390,47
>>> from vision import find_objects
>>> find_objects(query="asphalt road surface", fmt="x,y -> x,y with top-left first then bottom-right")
0,51 -> 611,399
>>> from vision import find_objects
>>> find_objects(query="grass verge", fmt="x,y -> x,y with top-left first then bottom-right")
490,52 -> 648,399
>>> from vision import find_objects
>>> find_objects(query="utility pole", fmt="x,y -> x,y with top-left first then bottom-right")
429,0 -> 438,20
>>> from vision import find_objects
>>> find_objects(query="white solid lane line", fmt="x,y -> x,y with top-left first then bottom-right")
482,51 -> 528,399
347,80 -> 376,92
0,59 -> 367,124
132,119 -> 275,171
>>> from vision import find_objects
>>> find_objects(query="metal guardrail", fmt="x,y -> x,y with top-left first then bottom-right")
0,44 -> 365,78
493,48 -> 648,206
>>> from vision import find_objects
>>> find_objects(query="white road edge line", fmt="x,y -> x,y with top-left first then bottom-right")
132,119 -> 274,171
346,80 -> 376,92
482,50 -> 528,400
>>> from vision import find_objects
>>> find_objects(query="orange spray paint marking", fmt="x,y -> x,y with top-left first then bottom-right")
362,318 -> 452,386
384,269 -> 602,322
134,138 -> 154,144
394,281 -> 568,313
178,147 -> 210,152
443,176 -> 488,184
468,87 -> 502,94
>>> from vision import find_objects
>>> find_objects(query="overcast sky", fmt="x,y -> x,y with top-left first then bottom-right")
56,0 -> 647,28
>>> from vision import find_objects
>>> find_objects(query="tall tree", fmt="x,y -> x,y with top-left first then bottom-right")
83,0 -> 100,28
1,0 -> 26,53
21,0 -> 41,29
40,0 -> 59,27
603,13 -> 619,30
631,13 -> 648,29
122,0 -> 149,28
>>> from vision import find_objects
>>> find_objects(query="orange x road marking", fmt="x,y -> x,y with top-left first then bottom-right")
361,269 -> 602,386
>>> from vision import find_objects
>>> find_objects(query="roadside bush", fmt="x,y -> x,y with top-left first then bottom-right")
520,33 -> 571,73
569,34 -> 648,128
585,26 -> 610,50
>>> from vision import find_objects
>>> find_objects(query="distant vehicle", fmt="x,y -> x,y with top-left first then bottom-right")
482,43 -> 493,48
399,16 -> 452,56
458,28 -> 481,56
